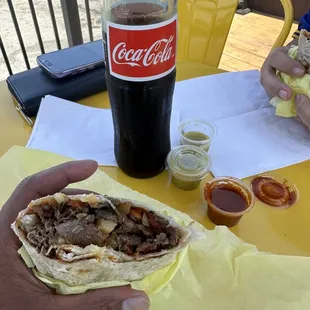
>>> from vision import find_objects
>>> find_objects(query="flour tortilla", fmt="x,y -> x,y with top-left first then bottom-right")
297,29 -> 310,73
12,193 -> 193,286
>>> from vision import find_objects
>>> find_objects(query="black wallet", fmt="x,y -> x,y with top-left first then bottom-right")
6,66 -> 107,121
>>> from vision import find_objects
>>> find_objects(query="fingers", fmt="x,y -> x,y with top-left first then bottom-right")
121,295 -> 150,310
268,47 -> 305,77
296,94 -> 310,129
261,47 -> 306,100
56,286 -> 150,310
20,160 -> 98,198
261,64 -> 293,100
1,160 -> 98,225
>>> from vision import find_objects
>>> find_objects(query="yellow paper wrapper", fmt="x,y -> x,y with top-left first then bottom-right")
270,46 -> 310,117
1,146 -> 310,309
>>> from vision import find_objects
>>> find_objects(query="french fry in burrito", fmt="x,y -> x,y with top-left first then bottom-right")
12,193 -> 192,286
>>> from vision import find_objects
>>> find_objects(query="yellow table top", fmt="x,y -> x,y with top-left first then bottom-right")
1,61 -> 309,257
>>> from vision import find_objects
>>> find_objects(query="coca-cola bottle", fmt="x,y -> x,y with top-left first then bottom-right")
100,0 -> 177,179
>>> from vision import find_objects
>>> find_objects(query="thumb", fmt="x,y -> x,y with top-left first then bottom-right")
54,285 -> 150,310
296,94 -> 310,129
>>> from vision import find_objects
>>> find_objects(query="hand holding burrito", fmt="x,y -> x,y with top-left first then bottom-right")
269,30 -> 310,118
261,45 -> 305,101
0,160 -> 150,310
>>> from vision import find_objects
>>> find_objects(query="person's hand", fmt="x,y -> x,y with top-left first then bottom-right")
0,160 -> 150,310
261,46 -> 306,100
296,94 -> 310,130
261,47 -> 310,129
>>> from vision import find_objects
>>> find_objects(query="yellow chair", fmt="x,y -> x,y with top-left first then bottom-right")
177,0 -> 238,67
273,0 -> 294,48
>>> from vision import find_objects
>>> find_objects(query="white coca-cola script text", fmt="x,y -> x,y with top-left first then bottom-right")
112,35 -> 174,67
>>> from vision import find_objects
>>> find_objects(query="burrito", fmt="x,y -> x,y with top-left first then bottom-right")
12,193 -> 191,286
297,29 -> 310,74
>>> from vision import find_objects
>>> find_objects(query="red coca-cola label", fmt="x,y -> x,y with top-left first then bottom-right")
107,15 -> 177,82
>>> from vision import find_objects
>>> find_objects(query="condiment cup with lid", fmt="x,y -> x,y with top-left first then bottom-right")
166,145 -> 211,191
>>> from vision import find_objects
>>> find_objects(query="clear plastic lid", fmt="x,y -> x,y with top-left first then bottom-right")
166,145 -> 211,181
250,173 -> 299,209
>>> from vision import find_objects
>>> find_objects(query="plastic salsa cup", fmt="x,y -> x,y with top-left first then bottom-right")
203,176 -> 255,227
179,118 -> 217,152
166,145 -> 211,191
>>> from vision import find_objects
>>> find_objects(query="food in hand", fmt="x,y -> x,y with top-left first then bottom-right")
297,29 -> 310,73
12,193 -> 191,286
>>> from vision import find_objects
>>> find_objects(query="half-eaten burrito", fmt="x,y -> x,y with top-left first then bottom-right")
12,193 -> 192,286
297,29 -> 310,73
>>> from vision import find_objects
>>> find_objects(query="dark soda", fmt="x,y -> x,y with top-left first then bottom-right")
102,2 -> 177,178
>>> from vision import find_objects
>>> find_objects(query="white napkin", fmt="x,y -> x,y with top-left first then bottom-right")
172,70 -> 310,178
173,70 -> 270,120
210,108 -> 310,178
27,70 -> 310,177
27,96 -> 181,166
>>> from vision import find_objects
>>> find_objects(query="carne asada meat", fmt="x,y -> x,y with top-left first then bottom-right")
18,196 -> 181,258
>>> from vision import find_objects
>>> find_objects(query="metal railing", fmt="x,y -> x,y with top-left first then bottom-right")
1,0 -> 94,77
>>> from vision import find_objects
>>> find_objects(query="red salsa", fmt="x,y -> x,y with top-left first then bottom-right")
204,177 -> 254,227
211,187 -> 247,213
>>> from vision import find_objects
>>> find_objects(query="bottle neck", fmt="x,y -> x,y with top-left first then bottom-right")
102,1 -> 177,26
